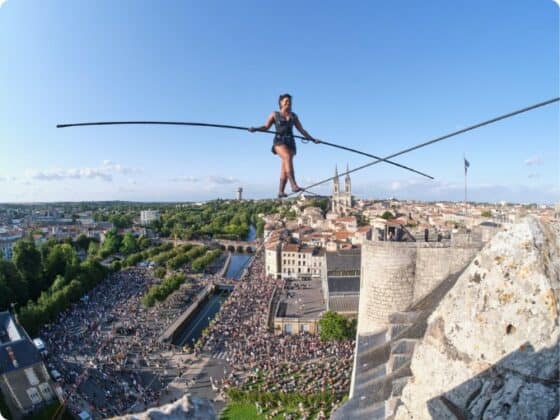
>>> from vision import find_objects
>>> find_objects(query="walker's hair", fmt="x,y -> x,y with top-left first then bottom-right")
278,93 -> 292,106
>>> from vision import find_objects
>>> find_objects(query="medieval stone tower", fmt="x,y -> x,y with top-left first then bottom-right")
332,165 -> 353,215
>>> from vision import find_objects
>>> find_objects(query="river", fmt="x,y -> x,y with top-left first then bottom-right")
172,290 -> 229,346
172,225 -> 256,346
224,224 -> 255,279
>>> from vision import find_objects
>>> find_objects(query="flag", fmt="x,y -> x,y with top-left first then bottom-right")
464,157 -> 470,175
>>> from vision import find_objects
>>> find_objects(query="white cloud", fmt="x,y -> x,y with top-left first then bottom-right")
25,161 -> 140,182
26,168 -> 112,182
527,173 -> 541,179
351,178 -> 558,204
0,1 -> 7,8
207,176 -> 239,185
102,160 -> 141,174
524,155 -> 543,166
171,175 -> 239,185
171,176 -> 200,183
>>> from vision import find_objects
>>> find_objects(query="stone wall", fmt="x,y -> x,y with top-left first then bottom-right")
358,241 -> 479,334
414,245 -> 478,301
395,216 -> 560,419
359,242 -> 417,333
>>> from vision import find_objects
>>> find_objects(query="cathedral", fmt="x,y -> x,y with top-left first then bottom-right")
332,165 -> 353,215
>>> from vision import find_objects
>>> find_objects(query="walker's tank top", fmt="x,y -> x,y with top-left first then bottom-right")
271,112 -> 297,154
273,111 -> 296,141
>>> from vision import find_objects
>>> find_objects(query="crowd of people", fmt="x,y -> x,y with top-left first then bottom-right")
38,248 -> 354,418
40,268 -> 201,418
199,252 -> 355,404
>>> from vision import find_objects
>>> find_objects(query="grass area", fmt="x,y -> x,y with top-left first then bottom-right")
220,400 -> 326,420
220,402 -> 262,419
221,389 -> 338,419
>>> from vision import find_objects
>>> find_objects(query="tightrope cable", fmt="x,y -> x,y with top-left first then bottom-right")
56,120 -> 433,179
290,97 -> 560,196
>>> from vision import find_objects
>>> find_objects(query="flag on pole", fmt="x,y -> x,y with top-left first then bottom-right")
464,157 -> 470,175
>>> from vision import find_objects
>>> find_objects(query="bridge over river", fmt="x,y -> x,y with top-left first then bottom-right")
164,238 -> 259,253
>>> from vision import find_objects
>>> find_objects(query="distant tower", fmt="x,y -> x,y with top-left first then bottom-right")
237,187 -> 243,201
344,164 -> 352,210
332,166 -> 340,214
332,165 -> 353,215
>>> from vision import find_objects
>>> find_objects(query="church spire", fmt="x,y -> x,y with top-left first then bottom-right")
334,165 -> 340,189
345,163 -> 351,193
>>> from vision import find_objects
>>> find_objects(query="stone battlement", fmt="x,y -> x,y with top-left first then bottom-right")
358,240 -> 480,334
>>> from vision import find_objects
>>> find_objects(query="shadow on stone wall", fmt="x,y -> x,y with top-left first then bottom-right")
427,339 -> 560,420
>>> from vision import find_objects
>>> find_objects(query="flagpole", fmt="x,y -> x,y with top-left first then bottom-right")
464,155 -> 468,223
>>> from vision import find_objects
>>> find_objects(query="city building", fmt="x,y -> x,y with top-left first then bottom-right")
0,312 -> 61,418
280,243 -> 325,280
273,278 -> 325,335
322,248 -> 361,316
236,187 -> 243,201
140,210 -> 160,226
265,241 -> 281,278
0,229 -> 23,260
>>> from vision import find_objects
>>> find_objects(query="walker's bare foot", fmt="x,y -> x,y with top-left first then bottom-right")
292,187 -> 304,193
278,192 -> 288,198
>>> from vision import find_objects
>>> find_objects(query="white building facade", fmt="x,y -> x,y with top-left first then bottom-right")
140,210 -> 160,226
0,229 -> 23,260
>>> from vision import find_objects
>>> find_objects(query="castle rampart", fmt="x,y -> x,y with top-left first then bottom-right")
358,241 -> 479,334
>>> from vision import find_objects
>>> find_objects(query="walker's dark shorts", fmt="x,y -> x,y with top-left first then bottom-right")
271,111 -> 297,155
272,136 -> 297,155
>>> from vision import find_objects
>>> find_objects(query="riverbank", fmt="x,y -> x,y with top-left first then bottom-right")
159,285 -> 215,344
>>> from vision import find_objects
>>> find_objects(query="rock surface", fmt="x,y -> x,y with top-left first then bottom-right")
395,216 -> 560,419
113,394 -> 216,420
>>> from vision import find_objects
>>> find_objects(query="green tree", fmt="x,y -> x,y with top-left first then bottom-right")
13,240 -> 44,296
74,234 -> 91,251
121,233 -> 139,255
0,260 -> 29,305
87,241 -> 100,258
100,229 -> 122,256
43,243 -> 78,287
481,210 -> 492,217
318,311 -> 355,341
0,276 -> 13,311
0,260 -> 25,309
110,213 -> 133,229
356,214 -> 369,227
256,218 -> 265,238
50,275 -> 67,293
110,260 -> 122,272
138,236 -> 151,250
381,211 -> 395,220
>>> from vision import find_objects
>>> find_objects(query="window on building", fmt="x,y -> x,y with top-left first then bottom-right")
24,368 -> 39,386
26,387 -> 43,404
38,382 -> 53,400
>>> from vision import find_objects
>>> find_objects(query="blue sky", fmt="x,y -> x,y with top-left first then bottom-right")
0,1 -> 558,203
